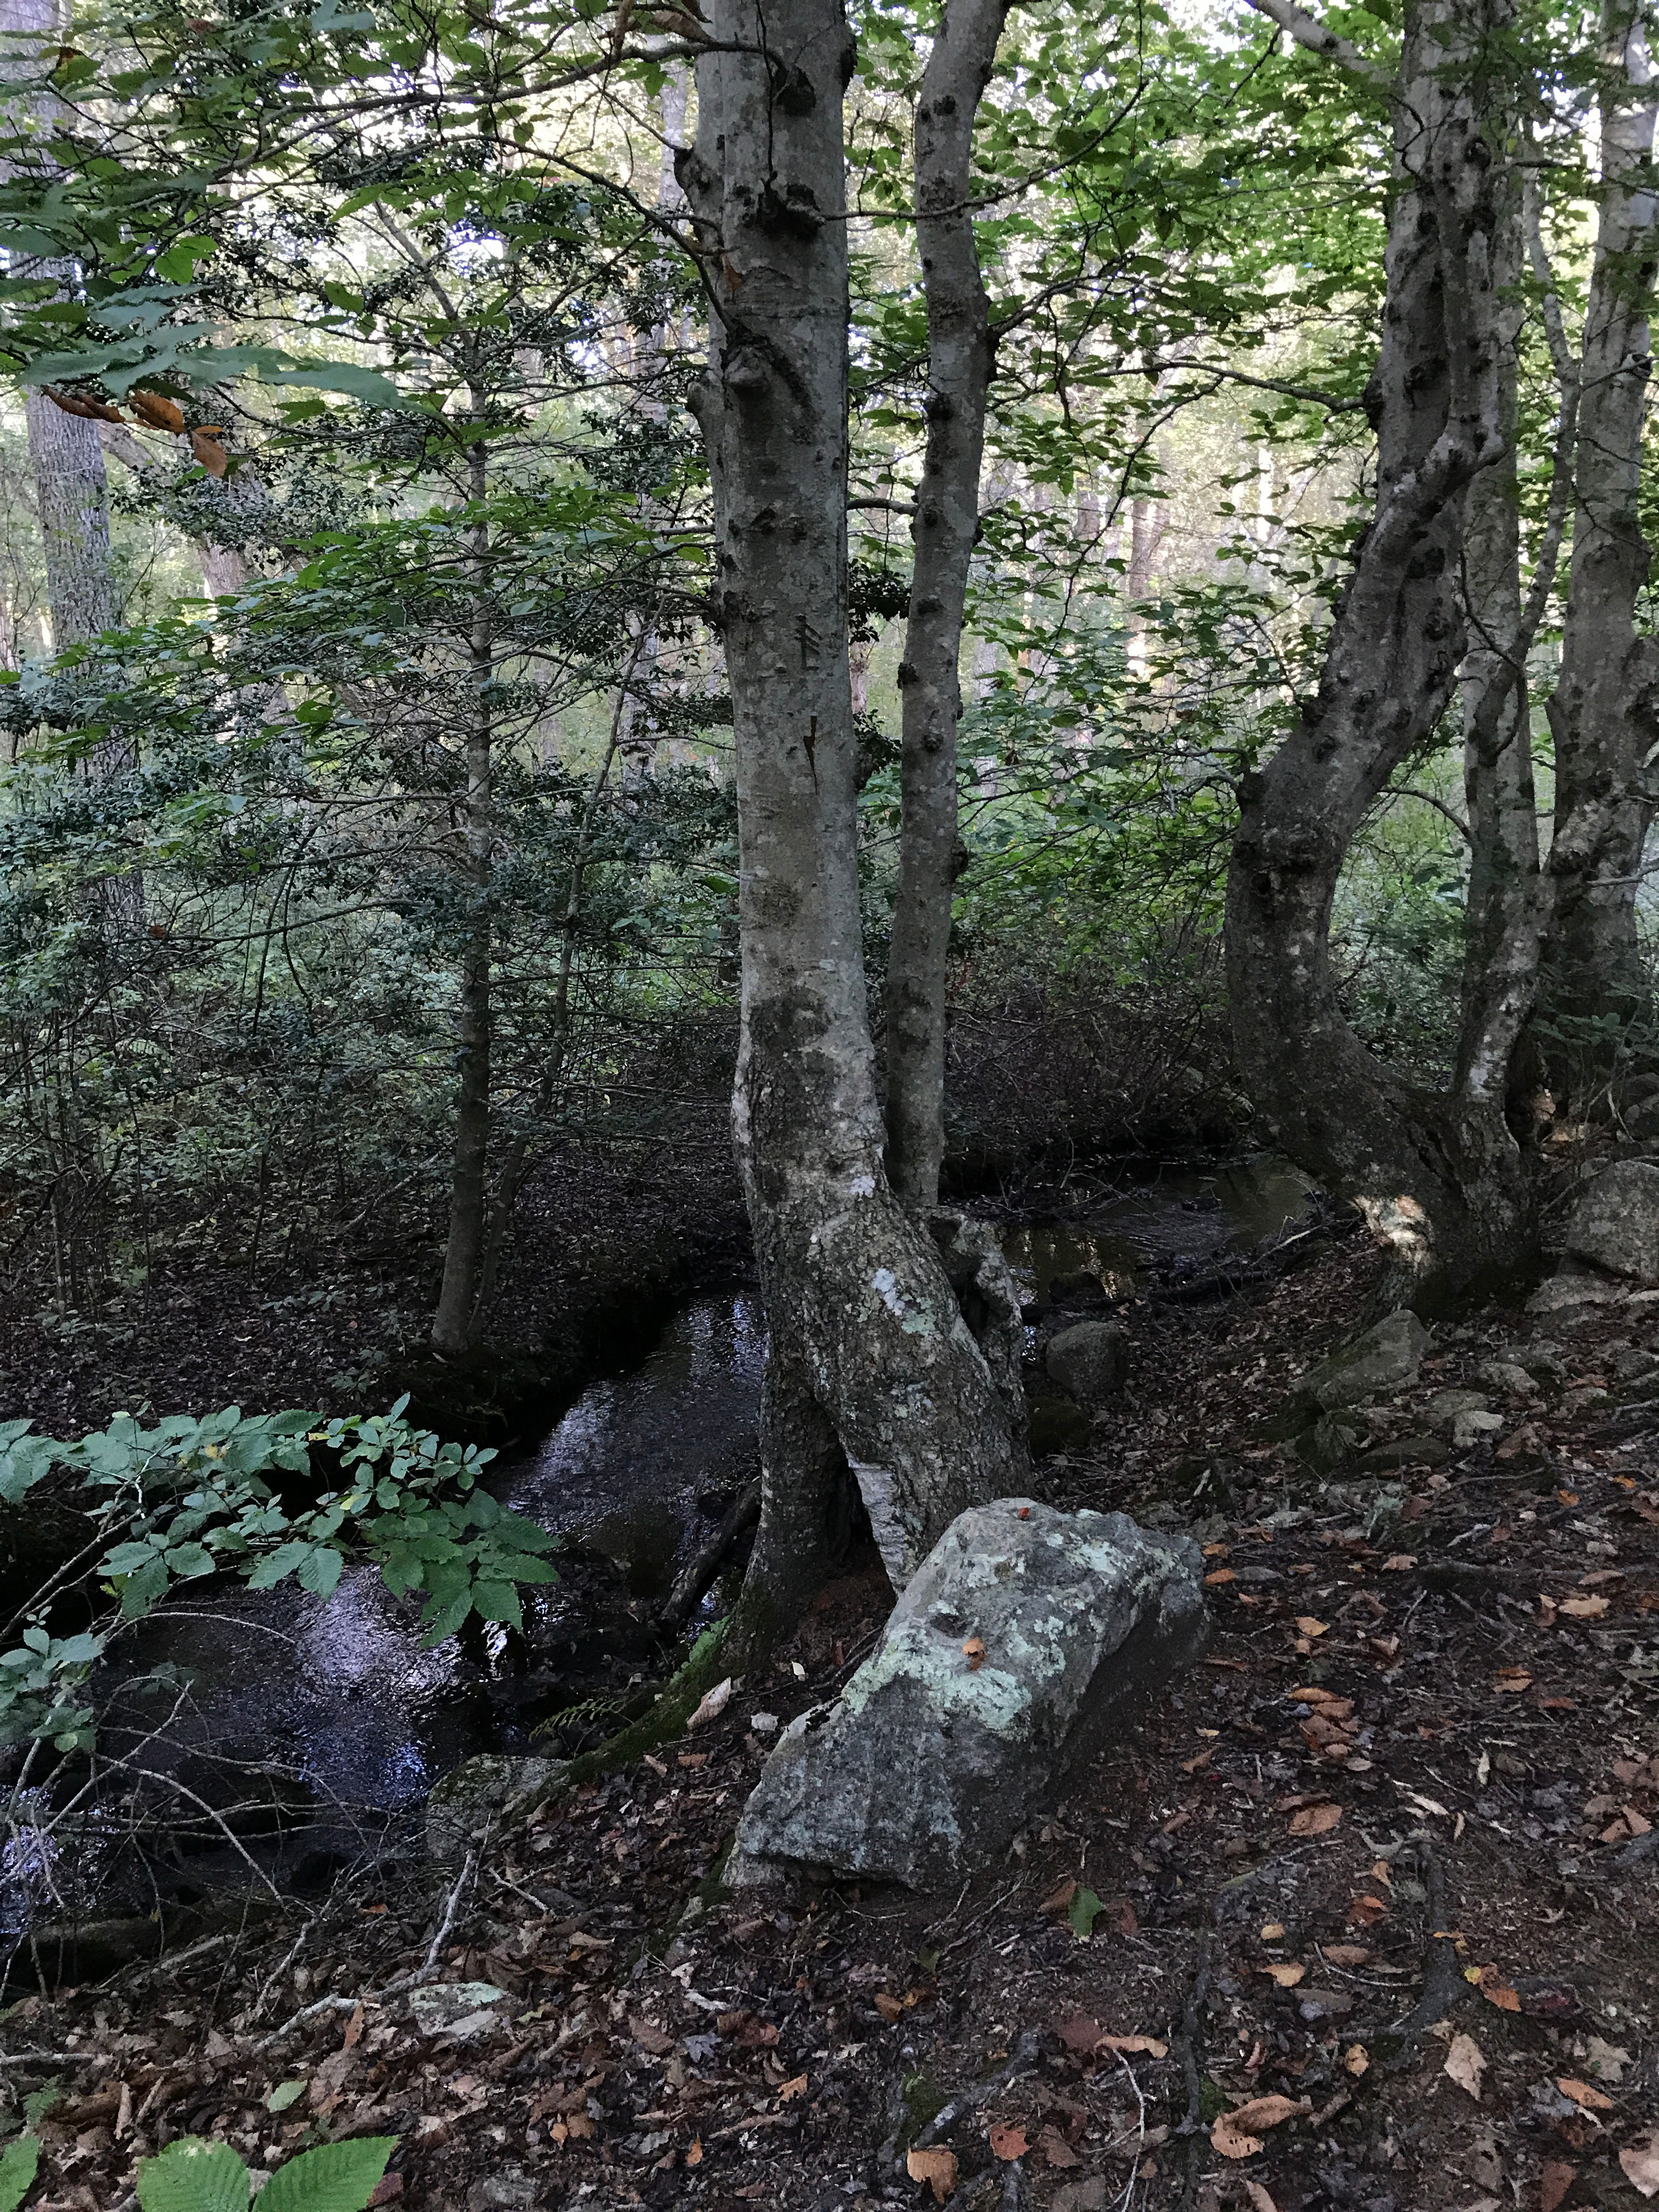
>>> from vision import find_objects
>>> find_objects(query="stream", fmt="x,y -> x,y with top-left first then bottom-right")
3,1158 -> 1314,1938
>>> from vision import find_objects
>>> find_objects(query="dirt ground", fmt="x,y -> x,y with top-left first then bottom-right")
5,1236 -> 1659,2212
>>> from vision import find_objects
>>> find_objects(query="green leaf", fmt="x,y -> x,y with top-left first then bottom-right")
253,2136 -> 396,2212
137,2137 -> 250,2212
1066,1885 -> 1106,1941
471,1580 -> 522,1629
0,2133 -> 39,2212
264,2081 -> 306,2113
297,1545 -> 345,1597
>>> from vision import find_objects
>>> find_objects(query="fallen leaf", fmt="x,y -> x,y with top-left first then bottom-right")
1557,1594 -> 1610,1619
1322,1945 -> 1372,1966
686,1676 -> 733,1729
906,2147 -> 958,2201
1584,2035 -> 1630,2082
686,2140 -> 703,2168
1097,2034 -> 1169,2058
1343,2044 -> 1369,2076
1493,1668 -> 1533,1693
1540,2160 -> 1576,2212
360,1902 -> 388,1916
1243,2186 -> 1279,2212
962,1637 -> 986,1671
1347,1894 -> 1389,1925
1288,1802 -> 1343,1837
367,2180 -> 403,2207
1621,2136 -> 1659,2197
1444,2033 -> 1486,2099
1556,2076 -> 1613,2112
1382,1554 -> 1418,1571
342,2001 -> 365,2049
1260,1963 -> 1305,1987
1295,1617 -> 1330,1637
1211,2113 -> 1264,2160
1227,2095 -> 1307,2132
874,1993 -> 905,2023
1261,1922 -> 1286,1939
1470,1965 -> 1521,2012
777,2074 -> 808,2102
1055,2015 -> 1104,2054
1037,2128 -> 1080,2169
1067,1886 -> 1106,1941
1040,1878 -> 1079,1913
630,2017 -> 676,2056
1205,1567 -> 1238,1586
988,2123 -> 1028,2160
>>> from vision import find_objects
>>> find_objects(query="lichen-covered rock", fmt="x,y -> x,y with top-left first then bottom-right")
426,1754 -> 568,1865
1044,1320 -> 1128,1407
1300,1312 -> 1430,1411
725,1498 -> 1207,1892
1562,1160 -> 1659,1282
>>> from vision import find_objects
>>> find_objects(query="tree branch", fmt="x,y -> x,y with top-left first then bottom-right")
1245,0 -> 1392,89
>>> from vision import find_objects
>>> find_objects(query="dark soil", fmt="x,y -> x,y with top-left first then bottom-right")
6,1238 -> 1658,2212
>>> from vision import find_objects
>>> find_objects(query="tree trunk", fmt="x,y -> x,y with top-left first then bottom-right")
1537,4 -> 1659,1106
1225,0 -> 1532,1306
882,0 -> 1012,1208
431,430 -> 495,1356
681,0 -> 1026,1616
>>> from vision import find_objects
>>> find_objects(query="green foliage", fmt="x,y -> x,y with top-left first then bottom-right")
0,1398 -> 556,1750
0,2134 -> 40,2212
1066,1886 -> 1106,1942
136,2135 -> 395,2212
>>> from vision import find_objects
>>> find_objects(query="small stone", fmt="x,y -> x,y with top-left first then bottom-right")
1427,1388 -> 1491,1421
1562,1160 -> 1659,1282
407,1982 -> 512,2038
1453,1408 -> 1505,1451
1478,1359 -> 1539,1398
750,1712 -> 780,1735
1300,1312 -> 1431,1411
1045,1321 -> 1129,1408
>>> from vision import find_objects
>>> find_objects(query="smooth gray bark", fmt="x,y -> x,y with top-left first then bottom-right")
1538,6 -> 1659,1100
1227,0 -> 1531,1303
682,0 -> 1026,1616
882,0 -> 1013,1207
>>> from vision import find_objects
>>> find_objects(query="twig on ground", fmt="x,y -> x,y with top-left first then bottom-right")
1112,2049 -> 1147,2212
251,1993 -> 362,2053
1387,1838 -> 1472,2047
914,2028 -> 1043,2150
422,1849 -> 479,1974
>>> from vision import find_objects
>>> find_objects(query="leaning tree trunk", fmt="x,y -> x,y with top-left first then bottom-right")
680,0 -> 1026,1624
1226,0 -> 1533,1306
882,0 -> 1013,1207
1537,4 -> 1659,1109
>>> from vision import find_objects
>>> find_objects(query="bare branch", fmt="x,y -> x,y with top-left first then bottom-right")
1245,0 -> 1392,89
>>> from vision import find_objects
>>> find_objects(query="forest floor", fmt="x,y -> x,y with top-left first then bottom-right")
6,1233 -> 1659,2212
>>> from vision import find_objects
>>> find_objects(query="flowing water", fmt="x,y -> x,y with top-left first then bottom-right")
10,1159 -> 1315,1926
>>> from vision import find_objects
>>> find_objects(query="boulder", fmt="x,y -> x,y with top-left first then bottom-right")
725,1498 -> 1208,1892
1562,1161 -> 1659,1282
1452,1408 -> 1504,1451
426,1753 -> 568,1865
1299,1312 -> 1430,1411
1525,1269 -> 1630,1316
1044,1320 -> 1129,1407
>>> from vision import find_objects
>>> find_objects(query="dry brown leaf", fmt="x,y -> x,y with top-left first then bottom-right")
1471,1965 -> 1520,2012
1620,2137 -> 1659,2197
1055,2014 -> 1104,2053
1243,2185 -> 1280,2212
1444,2032 -> 1486,2099
1287,1802 -> 1343,1837
1097,2034 -> 1169,2058
686,1676 -> 733,1729
1322,1945 -> 1372,1966
1260,1921 -> 1287,1940
962,1637 -> 986,1671
1227,2095 -> 1308,2132
1347,1894 -> 1389,1925
1260,1963 -> 1305,1987
1556,2076 -> 1614,2112
131,389 -> 186,432
1211,2113 -> 1264,2160
189,428 -> 229,477
1040,1878 -> 1080,1912
1205,1568 -> 1237,1586
907,2147 -> 958,2202
1540,2159 -> 1576,2212
685,2140 -> 703,2168
777,2074 -> 808,2102
1493,1668 -> 1533,1693
1295,1616 -> 1330,1636
1038,2128 -> 1080,2169
1202,1541 -> 1231,1557
874,1993 -> 905,2023
1381,1554 -> 1418,1571
1557,1594 -> 1610,1618
342,2001 -> 365,2049
1342,2044 -> 1369,2076
988,2123 -> 1028,2161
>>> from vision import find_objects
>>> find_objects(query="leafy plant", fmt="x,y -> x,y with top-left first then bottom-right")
0,1398 -> 557,1750
136,2135 -> 396,2212
0,2134 -> 39,2212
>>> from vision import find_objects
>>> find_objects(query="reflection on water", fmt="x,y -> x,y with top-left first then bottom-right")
1000,1225 -> 1139,1302
496,1294 -> 767,1598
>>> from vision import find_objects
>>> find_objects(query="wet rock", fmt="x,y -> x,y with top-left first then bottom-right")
725,1498 -> 1207,1892
1356,1434 -> 1449,1472
426,1753 -> 568,1866
1300,1312 -> 1431,1411
1044,1320 -> 1128,1407
407,1981 -> 512,2040
1563,1160 -> 1659,1281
